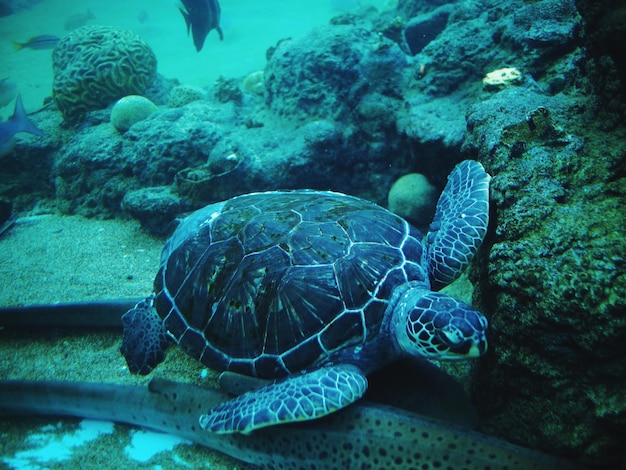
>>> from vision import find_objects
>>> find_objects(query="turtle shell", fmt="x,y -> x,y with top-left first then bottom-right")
154,190 -> 428,378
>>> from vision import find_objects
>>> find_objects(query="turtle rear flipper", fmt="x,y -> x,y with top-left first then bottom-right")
200,364 -> 368,434
120,298 -> 170,375
427,160 -> 490,290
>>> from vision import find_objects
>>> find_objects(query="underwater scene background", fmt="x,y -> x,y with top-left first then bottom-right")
0,0 -> 625,468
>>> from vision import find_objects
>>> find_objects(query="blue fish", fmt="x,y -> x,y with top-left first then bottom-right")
179,0 -> 223,52
0,94 -> 43,156
12,34 -> 60,51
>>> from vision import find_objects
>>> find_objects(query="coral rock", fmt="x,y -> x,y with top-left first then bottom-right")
265,25 -> 406,121
122,186 -> 181,235
167,85 -> 208,108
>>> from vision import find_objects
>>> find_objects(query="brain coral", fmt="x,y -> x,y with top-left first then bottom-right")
52,26 -> 157,122
110,95 -> 158,132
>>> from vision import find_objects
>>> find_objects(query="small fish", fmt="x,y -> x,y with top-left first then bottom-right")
179,0 -> 223,52
64,8 -> 95,31
0,94 -> 44,156
137,8 -> 148,24
12,34 -> 60,51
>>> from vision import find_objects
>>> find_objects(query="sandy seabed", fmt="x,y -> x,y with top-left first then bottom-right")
0,214 -> 162,306
0,214 -> 236,469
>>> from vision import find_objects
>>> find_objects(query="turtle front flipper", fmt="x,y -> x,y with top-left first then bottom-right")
427,160 -> 490,290
199,364 -> 368,434
120,297 -> 170,375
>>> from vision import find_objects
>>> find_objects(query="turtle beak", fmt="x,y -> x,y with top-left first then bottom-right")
447,340 -> 487,359
437,329 -> 488,358
466,339 -> 488,358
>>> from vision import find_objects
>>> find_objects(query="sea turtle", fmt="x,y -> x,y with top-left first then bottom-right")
120,160 -> 490,434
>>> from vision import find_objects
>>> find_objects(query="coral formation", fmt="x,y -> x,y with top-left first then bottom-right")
125,103 -> 225,187
110,95 -> 158,132
52,26 -> 157,122
482,67 -> 523,90
167,85 -> 208,108
242,71 -> 265,95
387,173 -> 437,229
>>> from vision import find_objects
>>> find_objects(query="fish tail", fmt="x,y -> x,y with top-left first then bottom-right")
11,94 -> 44,137
179,8 -> 192,35
11,41 -> 24,51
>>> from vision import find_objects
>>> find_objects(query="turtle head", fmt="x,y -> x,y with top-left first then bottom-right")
394,290 -> 488,360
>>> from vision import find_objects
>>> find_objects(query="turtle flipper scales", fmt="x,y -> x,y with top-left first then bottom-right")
120,297 -> 170,375
199,364 -> 368,434
427,160 -> 490,290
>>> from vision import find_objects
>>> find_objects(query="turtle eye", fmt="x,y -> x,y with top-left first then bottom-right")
435,325 -> 465,347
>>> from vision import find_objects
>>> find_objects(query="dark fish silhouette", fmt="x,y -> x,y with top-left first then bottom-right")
179,0 -> 223,52
63,9 -> 95,31
137,9 -> 148,24
0,94 -> 43,156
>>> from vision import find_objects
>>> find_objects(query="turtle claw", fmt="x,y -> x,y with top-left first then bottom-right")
200,365 -> 368,434
120,297 -> 170,375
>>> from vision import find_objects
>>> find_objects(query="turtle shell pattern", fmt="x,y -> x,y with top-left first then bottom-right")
154,190 -> 428,379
